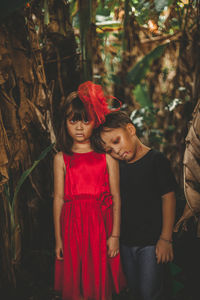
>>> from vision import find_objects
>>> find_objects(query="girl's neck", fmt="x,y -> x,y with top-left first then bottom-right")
72,141 -> 93,153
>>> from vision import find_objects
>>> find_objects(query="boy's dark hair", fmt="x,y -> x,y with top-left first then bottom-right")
92,111 -> 133,152
99,111 -> 132,128
57,93 -> 89,154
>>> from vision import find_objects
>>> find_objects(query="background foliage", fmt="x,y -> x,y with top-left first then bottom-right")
0,0 -> 199,299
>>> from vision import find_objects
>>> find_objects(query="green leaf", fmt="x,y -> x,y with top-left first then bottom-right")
4,183 -> 11,205
96,6 -> 111,17
133,84 -> 152,107
167,125 -> 175,131
43,0 -> 50,25
169,262 -> 182,276
154,0 -> 170,12
12,143 -> 54,209
172,280 -> 184,295
70,0 -> 78,17
110,74 -> 122,84
126,43 -> 168,85
96,21 -> 122,30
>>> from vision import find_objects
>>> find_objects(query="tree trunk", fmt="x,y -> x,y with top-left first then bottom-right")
0,0 -> 79,289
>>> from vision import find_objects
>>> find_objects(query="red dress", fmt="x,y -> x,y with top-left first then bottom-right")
54,151 -> 126,300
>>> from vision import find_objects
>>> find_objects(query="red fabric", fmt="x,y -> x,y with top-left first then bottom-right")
78,81 -> 121,128
54,151 -> 126,300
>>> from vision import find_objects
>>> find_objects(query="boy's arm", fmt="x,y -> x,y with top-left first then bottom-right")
53,152 -> 65,260
106,154 -> 121,258
156,191 -> 176,264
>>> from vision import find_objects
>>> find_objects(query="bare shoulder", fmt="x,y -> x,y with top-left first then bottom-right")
54,151 -> 65,167
106,154 -> 120,189
106,153 -> 119,168
54,151 -> 63,161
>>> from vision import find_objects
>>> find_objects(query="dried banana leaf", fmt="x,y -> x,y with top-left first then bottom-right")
174,99 -> 200,235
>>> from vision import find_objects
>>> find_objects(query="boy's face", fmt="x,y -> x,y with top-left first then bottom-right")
100,124 -> 137,163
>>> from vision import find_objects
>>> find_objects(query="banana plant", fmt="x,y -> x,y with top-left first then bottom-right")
3,143 -> 55,262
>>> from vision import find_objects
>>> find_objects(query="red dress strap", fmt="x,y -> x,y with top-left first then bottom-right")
62,152 -> 70,166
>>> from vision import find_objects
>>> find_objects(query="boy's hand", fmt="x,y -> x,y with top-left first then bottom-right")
155,239 -> 173,264
55,240 -> 64,260
107,236 -> 119,258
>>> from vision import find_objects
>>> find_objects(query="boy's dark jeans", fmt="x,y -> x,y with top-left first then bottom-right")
120,244 -> 164,300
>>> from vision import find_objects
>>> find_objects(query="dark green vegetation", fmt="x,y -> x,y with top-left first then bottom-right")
0,1 -> 200,299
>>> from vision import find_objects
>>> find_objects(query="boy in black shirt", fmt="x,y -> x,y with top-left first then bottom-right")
94,111 -> 177,300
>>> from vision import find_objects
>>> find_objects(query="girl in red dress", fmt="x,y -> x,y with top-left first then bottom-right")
53,82 -> 126,300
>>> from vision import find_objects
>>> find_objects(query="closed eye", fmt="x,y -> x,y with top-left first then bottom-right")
113,137 -> 120,144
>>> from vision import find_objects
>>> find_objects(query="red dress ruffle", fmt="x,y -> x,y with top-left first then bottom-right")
54,151 -> 126,300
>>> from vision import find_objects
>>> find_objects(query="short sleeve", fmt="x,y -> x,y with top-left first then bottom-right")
155,152 -> 177,196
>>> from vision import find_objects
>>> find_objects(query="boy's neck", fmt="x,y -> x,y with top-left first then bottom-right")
129,142 -> 150,164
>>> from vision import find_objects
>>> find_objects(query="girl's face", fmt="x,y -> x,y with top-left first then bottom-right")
66,118 -> 95,144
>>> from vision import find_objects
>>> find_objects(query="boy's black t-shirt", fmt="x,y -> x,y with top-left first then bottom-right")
119,149 -> 177,247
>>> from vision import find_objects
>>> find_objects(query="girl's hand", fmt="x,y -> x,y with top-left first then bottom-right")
55,240 -> 64,260
107,236 -> 119,258
155,239 -> 173,264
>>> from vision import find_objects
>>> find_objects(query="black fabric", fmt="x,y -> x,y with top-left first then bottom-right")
119,149 -> 177,247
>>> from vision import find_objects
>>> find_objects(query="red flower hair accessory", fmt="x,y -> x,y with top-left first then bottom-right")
78,81 -> 121,128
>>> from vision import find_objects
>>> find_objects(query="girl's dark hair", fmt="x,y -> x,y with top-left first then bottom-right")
92,111 -> 133,152
57,93 -> 89,154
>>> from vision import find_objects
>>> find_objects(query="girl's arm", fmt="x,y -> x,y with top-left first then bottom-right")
53,152 -> 65,260
106,154 -> 121,257
156,191 -> 176,263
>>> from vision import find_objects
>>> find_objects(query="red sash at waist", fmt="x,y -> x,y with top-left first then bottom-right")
63,193 -> 113,209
